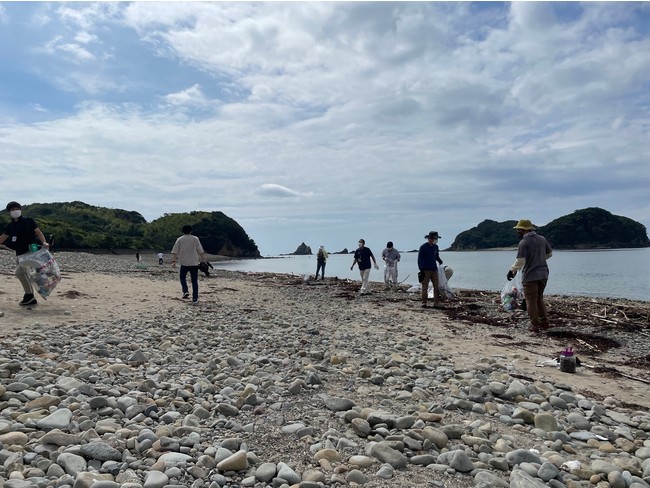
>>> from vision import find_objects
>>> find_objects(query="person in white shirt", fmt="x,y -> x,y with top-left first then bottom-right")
381,241 -> 401,290
171,225 -> 206,303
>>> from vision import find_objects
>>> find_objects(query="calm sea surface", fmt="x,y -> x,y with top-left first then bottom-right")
214,248 -> 650,302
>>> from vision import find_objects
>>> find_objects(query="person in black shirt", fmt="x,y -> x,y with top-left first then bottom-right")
0,201 -> 50,306
350,239 -> 379,294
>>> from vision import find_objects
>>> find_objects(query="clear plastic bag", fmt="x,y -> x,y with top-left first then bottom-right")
17,248 -> 62,299
501,272 -> 524,311
437,265 -> 455,299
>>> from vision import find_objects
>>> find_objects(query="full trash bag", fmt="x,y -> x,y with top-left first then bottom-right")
17,248 -> 62,299
501,272 -> 524,311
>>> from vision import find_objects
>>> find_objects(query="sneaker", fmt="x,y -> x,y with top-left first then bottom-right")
421,303 -> 428,308
192,299 -> 199,305
182,293 -> 190,299
19,294 -> 37,306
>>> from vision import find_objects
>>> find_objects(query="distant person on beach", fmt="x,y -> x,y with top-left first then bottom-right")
418,231 -> 444,308
0,201 -> 50,306
506,219 -> 553,334
351,239 -> 379,294
381,241 -> 401,289
171,225 -> 207,304
315,245 -> 328,280
135,249 -> 141,262
158,252 -> 164,265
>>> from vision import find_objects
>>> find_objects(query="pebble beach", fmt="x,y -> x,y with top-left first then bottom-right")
1,252 -> 649,488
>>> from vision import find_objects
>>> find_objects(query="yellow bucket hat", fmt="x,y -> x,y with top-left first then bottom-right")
513,219 -> 536,230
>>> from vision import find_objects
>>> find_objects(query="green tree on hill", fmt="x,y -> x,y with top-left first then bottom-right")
0,201 -> 259,256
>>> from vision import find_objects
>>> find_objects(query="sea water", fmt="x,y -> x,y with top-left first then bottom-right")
214,248 -> 650,302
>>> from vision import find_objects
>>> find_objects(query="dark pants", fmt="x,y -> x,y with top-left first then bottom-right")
180,265 -> 199,301
523,278 -> 548,330
421,269 -> 441,304
316,261 -> 325,279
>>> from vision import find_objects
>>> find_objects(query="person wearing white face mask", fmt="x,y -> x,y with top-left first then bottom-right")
0,201 -> 50,306
350,239 -> 379,294
417,231 -> 444,308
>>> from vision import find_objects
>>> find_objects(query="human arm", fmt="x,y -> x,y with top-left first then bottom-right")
0,233 -> 10,251
507,257 -> 525,280
34,227 -> 49,248
171,253 -> 178,267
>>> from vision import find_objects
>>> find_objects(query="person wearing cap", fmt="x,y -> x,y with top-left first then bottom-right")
381,241 -> 401,290
418,231 -> 444,308
350,239 -> 379,294
315,245 -> 328,281
507,219 -> 553,333
0,201 -> 50,306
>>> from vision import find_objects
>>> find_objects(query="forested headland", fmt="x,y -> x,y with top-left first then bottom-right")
0,201 -> 260,257
448,207 -> 650,251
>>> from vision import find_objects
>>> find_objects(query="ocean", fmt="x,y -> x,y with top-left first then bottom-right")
214,248 -> 650,302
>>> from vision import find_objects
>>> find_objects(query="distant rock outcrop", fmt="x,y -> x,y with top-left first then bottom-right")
332,248 -> 349,254
292,242 -> 312,255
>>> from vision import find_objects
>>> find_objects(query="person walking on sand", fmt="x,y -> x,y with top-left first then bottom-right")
315,245 -> 328,280
350,239 -> 379,294
158,252 -> 164,265
171,225 -> 207,304
0,201 -> 50,306
418,231 -> 444,308
381,241 -> 401,290
506,219 -> 553,334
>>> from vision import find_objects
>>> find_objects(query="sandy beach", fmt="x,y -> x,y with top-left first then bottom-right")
1,252 -> 649,487
2,252 -> 648,408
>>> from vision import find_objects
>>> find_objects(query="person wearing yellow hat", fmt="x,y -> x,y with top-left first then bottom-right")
506,219 -> 553,333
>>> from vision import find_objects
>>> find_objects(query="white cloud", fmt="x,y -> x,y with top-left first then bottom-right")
258,184 -> 313,199
162,84 -> 210,107
1,2 -> 649,254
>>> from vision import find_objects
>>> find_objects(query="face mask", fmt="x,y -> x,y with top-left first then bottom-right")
433,238 -> 438,244
10,210 -> 21,219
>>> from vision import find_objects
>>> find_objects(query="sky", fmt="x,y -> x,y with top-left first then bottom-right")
1,2 -> 649,256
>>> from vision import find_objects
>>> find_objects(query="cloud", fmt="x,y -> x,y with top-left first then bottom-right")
0,2 -> 648,255
258,184 -> 313,199
162,84 -> 210,107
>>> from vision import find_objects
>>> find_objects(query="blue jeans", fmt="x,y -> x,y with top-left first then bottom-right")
180,265 -> 199,301
316,261 -> 326,279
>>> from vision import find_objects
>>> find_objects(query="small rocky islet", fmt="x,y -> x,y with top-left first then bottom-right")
0,252 -> 649,488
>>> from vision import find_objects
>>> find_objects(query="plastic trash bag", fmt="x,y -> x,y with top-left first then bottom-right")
17,248 -> 61,299
407,266 -> 455,299
501,272 -> 524,311
437,266 -> 455,299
